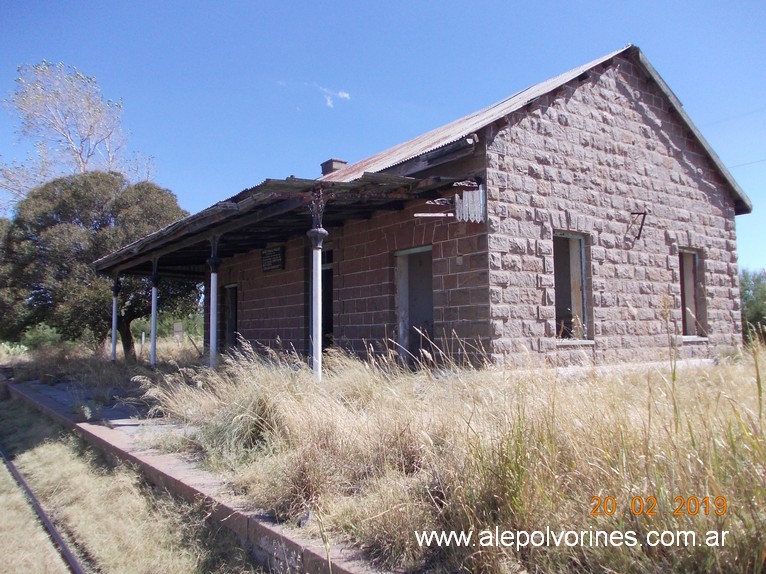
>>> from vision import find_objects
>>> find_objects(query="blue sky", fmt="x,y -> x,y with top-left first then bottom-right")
1,1 -> 764,270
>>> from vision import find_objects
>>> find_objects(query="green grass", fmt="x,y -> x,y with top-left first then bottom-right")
140,342 -> 766,573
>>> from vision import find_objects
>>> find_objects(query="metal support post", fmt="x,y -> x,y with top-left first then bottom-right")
307,188 -> 328,382
110,277 -> 121,362
150,263 -> 159,368
207,238 -> 221,369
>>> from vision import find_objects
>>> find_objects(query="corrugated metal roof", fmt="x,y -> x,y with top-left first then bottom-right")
320,44 -> 752,215
321,45 -> 633,183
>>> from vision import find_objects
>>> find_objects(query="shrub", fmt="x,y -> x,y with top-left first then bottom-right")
0,341 -> 28,358
741,268 -> 766,342
20,324 -> 63,349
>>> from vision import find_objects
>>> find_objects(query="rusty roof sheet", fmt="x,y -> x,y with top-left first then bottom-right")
321,44 -> 751,215
321,45 -> 634,183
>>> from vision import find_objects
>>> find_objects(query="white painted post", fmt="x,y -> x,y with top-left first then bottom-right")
150,270 -> 159,368
110,277 -> 120,362
111,298 -> 119,361
208,239 -> 221,369
307,227 -> 328,381
209,270 -> 219,369
312,244 -> 322,379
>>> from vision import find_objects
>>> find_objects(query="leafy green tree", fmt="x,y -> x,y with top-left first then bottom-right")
1,171 -> 199,358
0,216 -> 34,335
740,268 -> 766,340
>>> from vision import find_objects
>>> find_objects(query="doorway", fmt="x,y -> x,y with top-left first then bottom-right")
396,246 -> 434,358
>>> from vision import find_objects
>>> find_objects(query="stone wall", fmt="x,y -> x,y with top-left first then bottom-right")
216,199 -> 490,359
485,53 -> 742,365
218,236 -> 309,354
332,202 -> 489,357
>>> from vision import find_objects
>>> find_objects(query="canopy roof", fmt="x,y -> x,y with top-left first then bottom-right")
93,173 -> 457,278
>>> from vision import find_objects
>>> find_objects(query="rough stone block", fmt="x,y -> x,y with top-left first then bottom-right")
537,306 -> 555,320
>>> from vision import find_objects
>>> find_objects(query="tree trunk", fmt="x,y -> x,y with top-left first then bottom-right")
117,317 -> 136,361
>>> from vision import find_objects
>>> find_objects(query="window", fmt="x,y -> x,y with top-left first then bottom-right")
553,234 -> 588,339
679,250 -> 706,337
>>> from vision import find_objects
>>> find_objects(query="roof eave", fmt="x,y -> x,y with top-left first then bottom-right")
93,174 -> 457,276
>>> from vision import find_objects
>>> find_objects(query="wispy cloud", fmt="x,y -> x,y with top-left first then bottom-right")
277,81 -> 352,109
317,85 -> 351,108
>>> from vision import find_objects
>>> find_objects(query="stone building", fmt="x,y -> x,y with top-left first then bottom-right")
95,44 -> 752,369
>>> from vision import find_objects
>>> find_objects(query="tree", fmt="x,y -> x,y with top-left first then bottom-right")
1,171 -> 199,358
1,61 -> 151,208
0,216 -> 34,338
741,268 -> 766,340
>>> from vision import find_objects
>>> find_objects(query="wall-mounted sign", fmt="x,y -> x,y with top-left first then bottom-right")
261,246 -> 285,272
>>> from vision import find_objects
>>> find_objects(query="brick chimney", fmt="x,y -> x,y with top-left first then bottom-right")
320,158 -> 347,176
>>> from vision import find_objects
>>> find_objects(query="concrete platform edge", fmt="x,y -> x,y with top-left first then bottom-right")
7,382 -> 382,574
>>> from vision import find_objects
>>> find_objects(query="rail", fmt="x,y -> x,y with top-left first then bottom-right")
0,445 -> 89,574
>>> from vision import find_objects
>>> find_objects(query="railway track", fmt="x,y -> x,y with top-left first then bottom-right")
0,445 -> 89,574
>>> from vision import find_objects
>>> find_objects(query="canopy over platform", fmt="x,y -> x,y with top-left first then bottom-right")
94,173 -> 460,279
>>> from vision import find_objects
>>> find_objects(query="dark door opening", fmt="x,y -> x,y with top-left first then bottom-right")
397,247 -> 434,358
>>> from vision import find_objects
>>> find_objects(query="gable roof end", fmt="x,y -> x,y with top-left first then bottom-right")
632,49 -> 752,215
323,44 -> 752,216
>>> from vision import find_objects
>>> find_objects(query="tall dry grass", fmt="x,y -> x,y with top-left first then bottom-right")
9,336 -> 204,391
140,341 -> 766,573
0,400 -> 260,574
